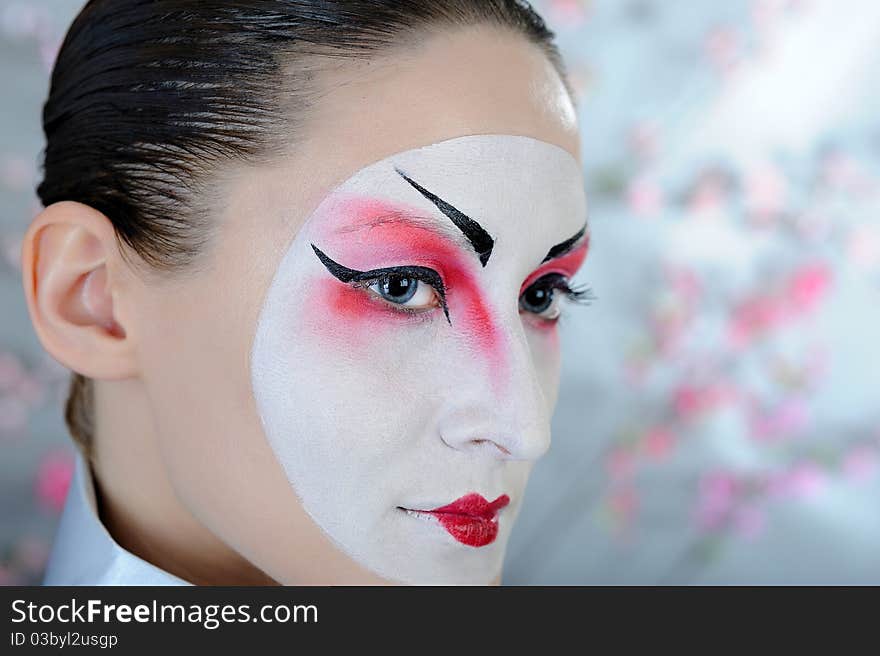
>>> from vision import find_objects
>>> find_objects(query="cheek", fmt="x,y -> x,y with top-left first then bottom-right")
295,276 -> 429,349
306,275 -> 510,389
525,326 -> 563,405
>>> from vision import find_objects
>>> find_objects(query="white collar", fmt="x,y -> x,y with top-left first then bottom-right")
42,451 -> 191,586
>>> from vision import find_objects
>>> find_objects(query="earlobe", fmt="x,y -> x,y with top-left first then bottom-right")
21,201 -> 137,379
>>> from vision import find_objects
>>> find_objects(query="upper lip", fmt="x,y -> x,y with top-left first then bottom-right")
402,493 -> 511,519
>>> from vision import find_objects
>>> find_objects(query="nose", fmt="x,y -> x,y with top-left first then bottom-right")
437,323 -> 552,461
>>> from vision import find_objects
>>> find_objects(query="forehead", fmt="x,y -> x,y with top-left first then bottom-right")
301,134 -> 587,254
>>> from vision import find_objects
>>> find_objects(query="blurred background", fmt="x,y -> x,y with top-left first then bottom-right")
1,0 -> 878,585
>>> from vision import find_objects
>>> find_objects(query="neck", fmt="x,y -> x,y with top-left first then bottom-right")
89,378 -> 276,586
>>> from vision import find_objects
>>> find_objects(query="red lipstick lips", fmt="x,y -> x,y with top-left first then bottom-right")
406,493 -> 510,547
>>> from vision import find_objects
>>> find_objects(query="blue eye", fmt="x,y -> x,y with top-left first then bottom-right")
368,275 -> 439,310
311,243 -> 451,323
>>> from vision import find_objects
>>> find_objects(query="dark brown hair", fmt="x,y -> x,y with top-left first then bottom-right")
36,0 -> 568,458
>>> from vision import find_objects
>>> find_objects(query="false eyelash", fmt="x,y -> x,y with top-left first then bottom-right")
559,281 -> 596,306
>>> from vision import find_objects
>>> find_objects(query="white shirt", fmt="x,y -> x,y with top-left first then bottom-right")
42,452 -> 190,586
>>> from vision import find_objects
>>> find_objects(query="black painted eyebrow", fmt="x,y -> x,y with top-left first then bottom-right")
542,224 -> 588,263
394,167 -> 495,267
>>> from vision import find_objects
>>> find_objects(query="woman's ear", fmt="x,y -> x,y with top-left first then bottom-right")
21,201 -> 138,379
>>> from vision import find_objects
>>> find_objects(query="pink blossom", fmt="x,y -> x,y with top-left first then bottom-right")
12,536 -> 50,574
624,359 -> 648,386
651,305 -> 690,353
40,36 -> 63,72
0,156 -> 32,191
686,170 -> 731,213
1,231 -> 23,270
668,267 -> 702,305
606,446 -> 636,481
673,383 -> 736,420
628,122 -> 660,161
627,175 -> 664,217
14,375 -> 45,405
0,351 -> 24,390
842,446 -> 879,482
0,396 -> 28,434
732,505 -> 766,540
770,462 -> 828,500
643,427 -> 676,461
609,485 -> 638,521
821,151 -> 876,194
34,450 -> 74,513
749,398 -> 810,442
752,0 -> 788,34
847,225 -> 880,269
744,162 -> 788,222
695,471 -> 739,531
547,0 -> 590,27
786,263 -> 831,315
0,565 -> 22,586
728,295 -> 788,346
705,25 -> 741,73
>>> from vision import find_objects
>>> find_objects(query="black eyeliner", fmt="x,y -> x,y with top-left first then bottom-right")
311,244 -> 452,324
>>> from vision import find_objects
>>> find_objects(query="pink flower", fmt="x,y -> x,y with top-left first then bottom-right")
39,36 -> 63,73
705,25 -> 741,73
606,446 -> 636,481
673,383 -> 736,420
34,450 -> 74,513
786,263 -> 831,316
627,175 -> 664,217
609,485 -> 639,521
733,505 -> 766,540
548,0 -> 590,27
728,295 -> 787,346
674,386 -> 703,419
744,162 -> 788,222
14,375 -> 45,405
695,471 -> 739,531
0,565 -> 22,586
0,395 -> 28,434
0,351 -> 24,390
848,225 -> 880,269
669,267 -> 702,304
628,122 -> 660,161
1,231 -> 23,270
643,427 -> 676,461
842,446 -> 878,482
749,398 -> 810,442
0,156 -> 32,191
771,462 -> 828,500
12,536 -> 50,574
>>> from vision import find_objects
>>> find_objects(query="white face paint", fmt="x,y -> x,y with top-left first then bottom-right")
250,134 -> 588,584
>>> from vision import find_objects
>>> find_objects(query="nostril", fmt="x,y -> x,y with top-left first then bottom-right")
472,439 -> 511,456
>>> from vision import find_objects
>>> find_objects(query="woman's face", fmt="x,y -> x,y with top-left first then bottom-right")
125,27 -> 587,584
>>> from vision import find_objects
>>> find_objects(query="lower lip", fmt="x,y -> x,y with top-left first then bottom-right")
404,494 -> 510,547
